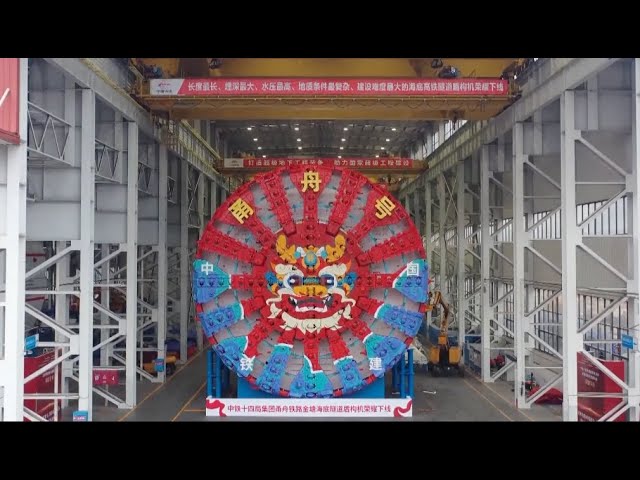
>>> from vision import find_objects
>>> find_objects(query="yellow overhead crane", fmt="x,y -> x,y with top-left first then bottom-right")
129,58 -> 526,122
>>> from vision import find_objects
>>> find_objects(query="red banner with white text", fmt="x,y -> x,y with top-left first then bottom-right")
224,157 -> 423,170
577,352 -> 625,422
150,78 -> 509,97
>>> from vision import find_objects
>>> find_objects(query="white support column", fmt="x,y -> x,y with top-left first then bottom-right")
561,90 -> 579,421
2,58 -> 28,421
55,241 -> 71,406
587,77 -> 599,131
438,175 -> 447,296
196,173 -> 205,351
157,146 -> 168,382
512,123 -> 527,408
125,122 -> 138,406
78,88 -> 96,419
480,145 -> 492,382
100,244 -> 110,366
60,77 -> 75,409
425,181 -> 432,326
413,192 -> 422,235
628,58 -> 640,421
211,181 -> 218,214
180,160 -> 189,363
457,161 -> 466,356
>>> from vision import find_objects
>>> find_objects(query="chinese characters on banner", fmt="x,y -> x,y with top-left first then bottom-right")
93,369 -> 120,386
223,157 -> 420,170
205,397 -> 413,418
577,352 -> 625,422
150,78 -> 509,97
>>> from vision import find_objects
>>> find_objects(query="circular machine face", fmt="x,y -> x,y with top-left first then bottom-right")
193,165 -> 429,398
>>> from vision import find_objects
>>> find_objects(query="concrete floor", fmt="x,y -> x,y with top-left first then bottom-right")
80,349 -> 562,422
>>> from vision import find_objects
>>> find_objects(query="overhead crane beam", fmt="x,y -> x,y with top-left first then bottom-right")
132,58 -> 522,122
138,97 -> 513,122
137,58 -> 520,79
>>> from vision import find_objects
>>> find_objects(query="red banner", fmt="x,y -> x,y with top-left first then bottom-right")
577,352 -> 625,422
151,78 -> 509,97
24,350 -> 57,421
224,157 -> 422,170
93,369 -> 120,386
0,58 -> 20,144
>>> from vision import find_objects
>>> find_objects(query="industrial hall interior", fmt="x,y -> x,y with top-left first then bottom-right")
1,57 -> 639,422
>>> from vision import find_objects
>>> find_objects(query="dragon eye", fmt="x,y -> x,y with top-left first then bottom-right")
320,275 -> 335,287
287,276 -> 303,288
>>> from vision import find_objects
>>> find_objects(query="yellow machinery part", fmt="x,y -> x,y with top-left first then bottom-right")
448,346 -> 462,365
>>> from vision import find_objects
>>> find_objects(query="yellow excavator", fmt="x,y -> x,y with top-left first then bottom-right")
426,291 -> 464,377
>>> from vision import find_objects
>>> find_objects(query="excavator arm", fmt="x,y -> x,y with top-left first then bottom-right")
425,290 -> 451,346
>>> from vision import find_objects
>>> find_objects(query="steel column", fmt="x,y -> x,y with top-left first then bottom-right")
1,58 -> 28,421
561,90 -> 579,421
125,122 -> 138,406
100,244 -> 110,366
157,145 -> 168,382
196,171 -> 205,351
425,181 -> 432,326
78,88 -> 96,419
480,145 -> 492,382
629,58 -> 640,421
438,175 -> 447,296
55,241 -> 71,407
457,161 -> 466,355
413,191 -> 422,235
211,180 -> 218,214
512,122 -> 527,408
180,160 -> 189,362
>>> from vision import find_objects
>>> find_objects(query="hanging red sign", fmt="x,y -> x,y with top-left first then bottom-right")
577,352 -> 625,422
150,78 -> 509,97
224,157 -> 423,170
93,369 -> 120,386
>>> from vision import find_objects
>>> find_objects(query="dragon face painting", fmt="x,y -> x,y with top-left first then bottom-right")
265,234 -> 356,337
193,165 -> 429,398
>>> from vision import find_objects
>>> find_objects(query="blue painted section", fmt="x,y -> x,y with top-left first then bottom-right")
375,304 -> 423,337
622,334 -> 635,349
24,334 -> 38,352
391,348 -> 414,398
346,377 -> 385,398
198,303 -> 244,337
407,349 -> 414,398
192,260 -> 230,303
154,358 -> 165,372
335,357 -> 365,395
207,348 -> 231,397
238,377 -> 274,398
289,356 -> 334,398
364,334 -> 406,375
214,336 -> 249,375
72,410 -> 89,422
238,375 -> 386,399
341,271 -> 357,290
255,344 -> 292,395
393,259 -> 429,303
207,349 -> 214,397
